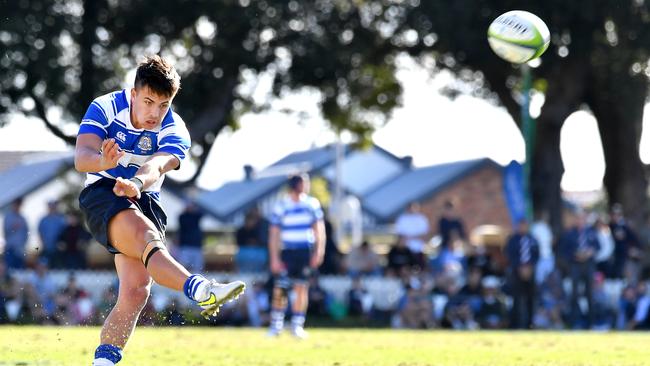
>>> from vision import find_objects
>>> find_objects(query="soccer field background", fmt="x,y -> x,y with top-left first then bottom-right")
1,326 -> 649,365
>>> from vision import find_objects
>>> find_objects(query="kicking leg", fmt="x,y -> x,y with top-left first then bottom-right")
108,208 -> 244,317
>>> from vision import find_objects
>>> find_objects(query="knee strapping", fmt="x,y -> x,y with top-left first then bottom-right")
141,238 -> 165,267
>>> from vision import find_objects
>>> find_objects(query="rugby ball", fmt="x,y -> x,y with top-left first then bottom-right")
487,10 -> 550,64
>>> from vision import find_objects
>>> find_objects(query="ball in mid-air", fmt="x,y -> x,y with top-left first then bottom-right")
487,10 -> 550,64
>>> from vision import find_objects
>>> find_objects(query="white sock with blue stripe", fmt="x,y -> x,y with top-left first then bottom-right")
183,274 -> 210,302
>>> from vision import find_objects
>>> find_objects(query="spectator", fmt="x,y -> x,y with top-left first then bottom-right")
530,210 -> 554,285
37,200 -> 67,266
306,275 -> 331,318
394,202 -> 429,269
177,201 -> 205,272
593,214 -> 615,276
386,236 -> 416,277
27,259 -> 57,318
505,219 -> 539,329
431,230 -> 468,275
591,272 -> 615,330
235,207 -> 269,273
347,276 -> 373,318
533,268 -> 567,330
459,266 -> 484,314
57,213 -> 90,269
609,204 -> 642,281
246,281 -> 270,327
442,278 -> 478,330
636,212 -> 650,277
344,241 -> 382,277
438,200 -> 466,250
617,285 -> 639,330
629,282 -> 650,330
320,215 -> 343,275
396,279 -> 435,329
3,198 -> 28,269
477,276 -> 508,329
559,211 -> 600,329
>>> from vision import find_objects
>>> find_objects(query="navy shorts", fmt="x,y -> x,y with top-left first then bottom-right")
78,178 -> 167,254
276,248 -> 312,288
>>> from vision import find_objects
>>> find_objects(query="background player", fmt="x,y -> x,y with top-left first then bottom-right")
267,173 -> 326,338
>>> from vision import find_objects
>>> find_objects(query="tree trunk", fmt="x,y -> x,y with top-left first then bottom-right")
531,61 -> 587,235
589,72 -> 648,229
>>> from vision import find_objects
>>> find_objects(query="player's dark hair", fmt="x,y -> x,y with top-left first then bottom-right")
134,55 -> 180,97
288,173 -> 308,191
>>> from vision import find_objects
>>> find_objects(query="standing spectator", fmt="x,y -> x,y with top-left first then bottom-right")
235,207 -> 269,273
57,213 -> 90,269
636,212 -> 650,277
344,240 -> 381,277
505,219 -> 539,329
593,214 -> 615,276
610,204 -> 642,281
320,215 -> 343,275
530,211 -> 554,285
37,200 -> 67,266
438,200 -> 466,250
3,198 -> 28,269
177,201 -> 204,273
559,211 -> 600,329
394,202 -> 429,269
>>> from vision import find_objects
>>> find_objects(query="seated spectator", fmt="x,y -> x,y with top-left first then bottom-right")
477,276 -> 508,329
307,276 -> 332,318
460,266 -> 484,314
629,282 -> 650,330
345,241 -> 382,277
235,207 -> 269,273
533,268 -> 567,330
386,236 -> 416,278
27,259 -> 57,319
246,281 -> 271,327
347,276 -> 373,318
396,279 -> 435,329
591,272 -> 615,330
442,278 -> 478,330
617,284 -> 639,330
430,230 -> 467,275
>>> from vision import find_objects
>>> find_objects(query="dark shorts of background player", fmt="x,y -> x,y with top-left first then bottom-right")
276,248 -> 313,288
78,178 -> 167,255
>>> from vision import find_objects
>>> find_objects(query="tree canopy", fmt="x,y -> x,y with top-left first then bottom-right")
2,0 -> 650,229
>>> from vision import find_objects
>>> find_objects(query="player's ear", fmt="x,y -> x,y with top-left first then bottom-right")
130,87 -> 137,100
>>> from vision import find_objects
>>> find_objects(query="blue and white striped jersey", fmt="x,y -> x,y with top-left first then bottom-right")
270,194 -> 324,250
77,89 -> 190,197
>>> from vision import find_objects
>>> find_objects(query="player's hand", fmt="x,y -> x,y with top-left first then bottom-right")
113,177 -> 141,199
100,138 -> 125,170
270,257 -> 285,274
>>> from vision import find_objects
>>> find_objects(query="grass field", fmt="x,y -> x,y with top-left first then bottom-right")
0,326 -> 649,365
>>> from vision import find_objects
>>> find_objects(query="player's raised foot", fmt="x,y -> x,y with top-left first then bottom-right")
198,280 -> 246,319
291,326 -> 308,340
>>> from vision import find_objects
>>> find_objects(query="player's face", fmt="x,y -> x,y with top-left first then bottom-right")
130,86 -> 173,130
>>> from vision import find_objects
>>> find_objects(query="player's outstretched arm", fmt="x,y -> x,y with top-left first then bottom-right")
113,152 -> 180,199
310,219 -> 326,268
75,134 -> 125,173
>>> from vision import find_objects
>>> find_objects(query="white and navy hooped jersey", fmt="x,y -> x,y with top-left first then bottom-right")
270,194 -> 324,250
78,89 -> 190,197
